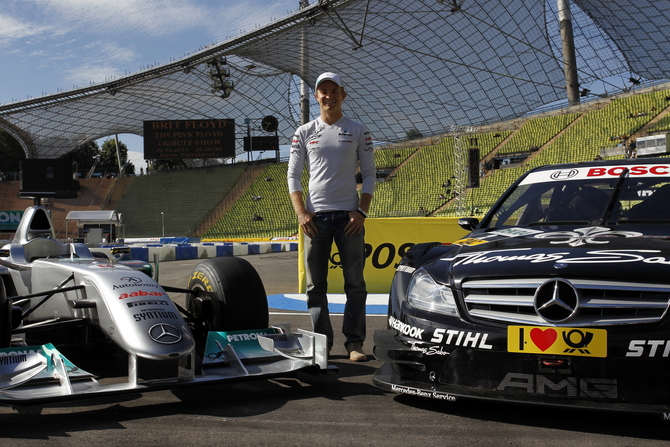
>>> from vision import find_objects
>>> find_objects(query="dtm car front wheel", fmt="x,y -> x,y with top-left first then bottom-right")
186,257 -> 269,343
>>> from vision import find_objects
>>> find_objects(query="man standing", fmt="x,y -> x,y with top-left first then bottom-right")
287,72 -> 375,361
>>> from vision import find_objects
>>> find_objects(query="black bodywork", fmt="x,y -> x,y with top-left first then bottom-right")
373,159 -> 670,416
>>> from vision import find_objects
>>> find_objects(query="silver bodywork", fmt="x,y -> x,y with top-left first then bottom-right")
0,206 -> 328,407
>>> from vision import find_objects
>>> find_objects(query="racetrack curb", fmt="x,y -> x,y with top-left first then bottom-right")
267,293 -> 388,315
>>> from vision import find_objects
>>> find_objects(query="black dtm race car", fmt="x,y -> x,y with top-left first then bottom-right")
373,158 -> 670,417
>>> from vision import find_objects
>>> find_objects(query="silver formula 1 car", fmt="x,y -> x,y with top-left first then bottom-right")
0,206 -> 328,410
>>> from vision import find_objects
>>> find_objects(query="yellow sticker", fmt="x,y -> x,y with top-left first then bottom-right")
453,238 -> 488,246
508,326 -> 607,358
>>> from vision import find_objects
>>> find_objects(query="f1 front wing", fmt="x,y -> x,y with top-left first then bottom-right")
0,327 -> 332,407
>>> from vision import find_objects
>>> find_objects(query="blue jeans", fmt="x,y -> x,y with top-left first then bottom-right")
303,211 -> 367,349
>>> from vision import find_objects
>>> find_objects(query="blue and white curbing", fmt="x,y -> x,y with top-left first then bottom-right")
267,293 -> 388,315
96,241 -> 298,262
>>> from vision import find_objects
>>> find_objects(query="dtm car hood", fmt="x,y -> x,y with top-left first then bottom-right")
424,225 -> 670,286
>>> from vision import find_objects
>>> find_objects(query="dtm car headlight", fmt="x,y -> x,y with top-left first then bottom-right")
407,268 -> 459,317
406,268 -> 459,317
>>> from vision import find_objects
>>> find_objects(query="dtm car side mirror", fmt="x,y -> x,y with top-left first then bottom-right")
458,217 -> 479,231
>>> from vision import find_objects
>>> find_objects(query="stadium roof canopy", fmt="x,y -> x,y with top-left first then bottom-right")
1,0 -> 669,159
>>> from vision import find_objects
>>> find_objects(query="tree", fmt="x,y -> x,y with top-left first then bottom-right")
100,138 -> 135,176
59,141 -> 100,175
100,138 -> 127,171
153,159 -> 188,171
406,128 -> 423,140
0,129 -> 27,174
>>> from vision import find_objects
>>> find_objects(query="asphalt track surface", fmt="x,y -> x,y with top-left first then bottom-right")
1,251 -> 670,446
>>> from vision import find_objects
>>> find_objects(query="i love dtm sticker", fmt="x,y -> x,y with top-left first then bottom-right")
507,326 -> 607,358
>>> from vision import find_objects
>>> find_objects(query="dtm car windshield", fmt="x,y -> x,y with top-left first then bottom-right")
485,167 -> 670,228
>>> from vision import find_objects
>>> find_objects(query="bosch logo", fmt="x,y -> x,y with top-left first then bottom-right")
587,165 -> 670,177
119,276 -> 142,283
550,169 -> 579,180
534,279 -> 580,323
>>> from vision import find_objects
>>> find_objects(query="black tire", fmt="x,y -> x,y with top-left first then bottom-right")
186,257 -> 269,340
0,280 -> 11,348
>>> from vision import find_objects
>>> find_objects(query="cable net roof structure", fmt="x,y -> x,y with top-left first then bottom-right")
1,0 -> 669,159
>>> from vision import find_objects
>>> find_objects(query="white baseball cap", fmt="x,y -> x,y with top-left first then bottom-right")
315,72 -> 343,90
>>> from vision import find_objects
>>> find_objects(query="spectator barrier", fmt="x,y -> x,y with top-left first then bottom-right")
298,217 -> 470,294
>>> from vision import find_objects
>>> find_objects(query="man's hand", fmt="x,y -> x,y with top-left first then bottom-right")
290,191 -> 318,239
298,210 -> 318,239
344,211 -> 365,236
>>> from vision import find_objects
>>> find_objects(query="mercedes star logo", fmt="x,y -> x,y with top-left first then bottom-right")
148,323 -> 182,344
120,276 -> 142,283
534,279 -> 580,323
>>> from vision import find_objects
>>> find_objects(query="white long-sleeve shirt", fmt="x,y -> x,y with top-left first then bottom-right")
287,116 -> 375,213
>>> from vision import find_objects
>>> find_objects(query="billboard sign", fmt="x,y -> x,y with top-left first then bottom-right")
143,119 -> 236,159
0,211 -> 24,230
243,136 -> 279,152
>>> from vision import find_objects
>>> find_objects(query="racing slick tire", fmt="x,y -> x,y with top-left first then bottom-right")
0,280 -> 11,348
186,257 -> 269,342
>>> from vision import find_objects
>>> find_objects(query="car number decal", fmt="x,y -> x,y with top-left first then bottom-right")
507,326 -> 607,358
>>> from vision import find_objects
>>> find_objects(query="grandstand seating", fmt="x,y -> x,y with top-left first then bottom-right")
370,132 -> 508,218
374,146 -> 419,171
201,163 -> 306,239
496,113 -> 579,155
437,88 -> 670,216
115,164 -> 246,238
372,138 -> 456,217
526,90 -> 670,167
647,106 -> 670,134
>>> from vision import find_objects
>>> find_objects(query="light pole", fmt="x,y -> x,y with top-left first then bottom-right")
245,118 -> 252,162
161,212 -> 165,238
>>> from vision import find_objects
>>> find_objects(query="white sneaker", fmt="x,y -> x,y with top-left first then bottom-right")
346,342 -> 367,362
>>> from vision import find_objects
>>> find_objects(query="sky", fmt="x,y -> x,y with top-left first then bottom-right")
0,0 -> 300,170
